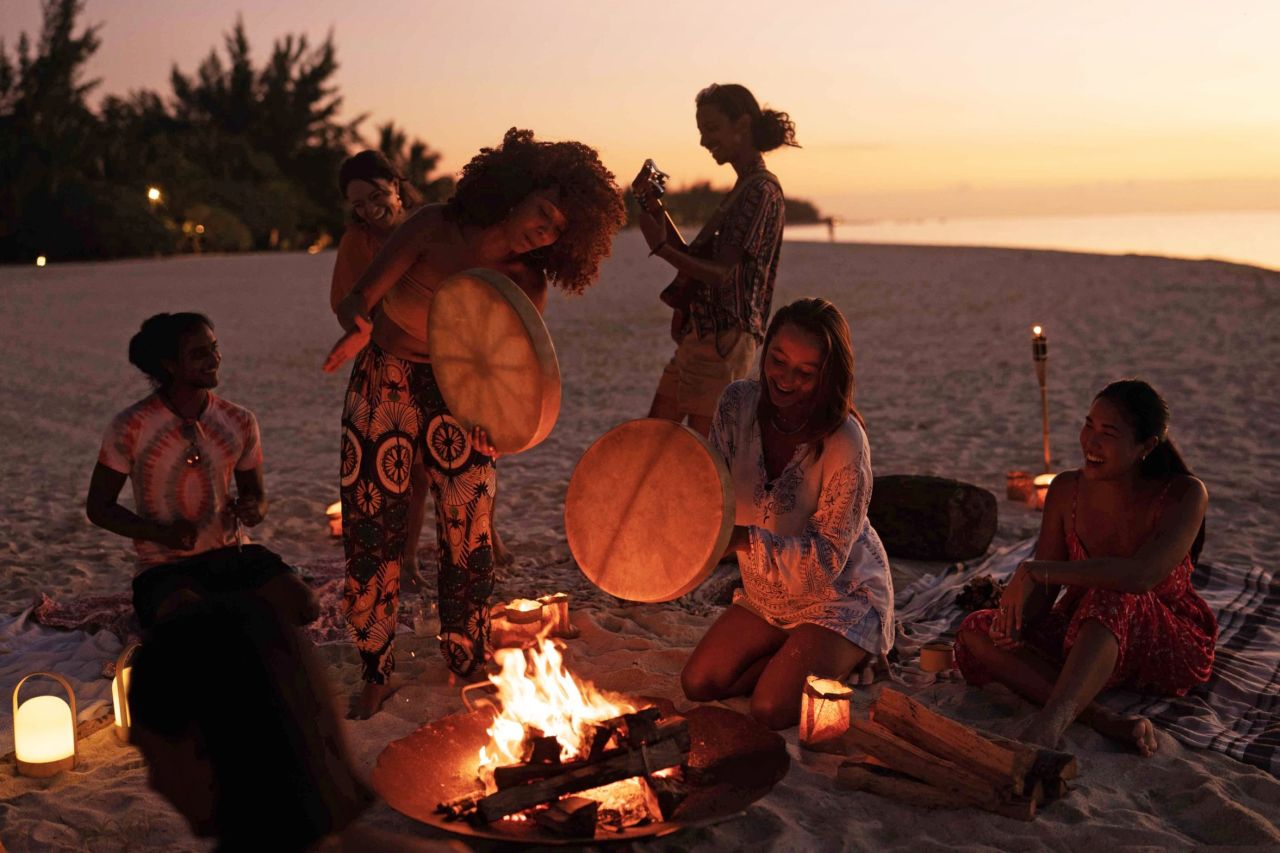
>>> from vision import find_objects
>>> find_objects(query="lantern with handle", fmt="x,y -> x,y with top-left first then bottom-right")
13,672 -> 78,777
112,643 -> 141,743
799,675 -> 854,751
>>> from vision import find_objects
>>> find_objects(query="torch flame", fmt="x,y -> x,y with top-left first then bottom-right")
475,636 -> 638,792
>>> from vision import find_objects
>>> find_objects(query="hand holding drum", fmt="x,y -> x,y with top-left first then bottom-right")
566,419 -> 734,603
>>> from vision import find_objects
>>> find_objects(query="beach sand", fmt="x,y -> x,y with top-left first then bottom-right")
1,232 -> 1277,849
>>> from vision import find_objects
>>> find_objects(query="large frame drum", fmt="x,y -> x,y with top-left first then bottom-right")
566,419 -> 734,603
427,268 -> 561,454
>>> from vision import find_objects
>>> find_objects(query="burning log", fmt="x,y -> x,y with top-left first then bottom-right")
533,796 -> 599,838
468,736 -> 687,824
492,710 -> 673,789
442,713 -> 691,825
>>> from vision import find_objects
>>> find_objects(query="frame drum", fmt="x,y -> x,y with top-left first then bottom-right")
566,419 -> 734,603
427,268 -> 561,454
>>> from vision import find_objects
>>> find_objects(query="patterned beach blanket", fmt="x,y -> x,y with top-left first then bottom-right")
893,538 -> 1280,777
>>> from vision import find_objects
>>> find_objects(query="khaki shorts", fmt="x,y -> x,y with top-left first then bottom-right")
656,328 -> 757,419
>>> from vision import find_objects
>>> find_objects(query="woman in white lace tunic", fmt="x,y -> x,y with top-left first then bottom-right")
681,298 -> 894,729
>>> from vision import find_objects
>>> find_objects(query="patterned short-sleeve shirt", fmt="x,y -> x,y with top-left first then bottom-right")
98,393 -> 262,570
678,157 -> 786,343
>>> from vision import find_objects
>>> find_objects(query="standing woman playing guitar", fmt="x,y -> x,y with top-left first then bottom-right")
637,83 -> 796,436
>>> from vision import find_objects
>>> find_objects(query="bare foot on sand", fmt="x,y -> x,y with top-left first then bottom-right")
348,680 -> 398,720
1090,710 -> 1159,756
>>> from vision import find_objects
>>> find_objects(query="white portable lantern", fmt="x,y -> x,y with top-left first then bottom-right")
13,672 -> 78,777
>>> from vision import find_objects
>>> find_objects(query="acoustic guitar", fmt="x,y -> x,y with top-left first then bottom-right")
631,159 -> 697,312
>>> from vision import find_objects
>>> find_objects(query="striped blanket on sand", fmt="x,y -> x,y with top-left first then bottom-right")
894,538 -> 1279,776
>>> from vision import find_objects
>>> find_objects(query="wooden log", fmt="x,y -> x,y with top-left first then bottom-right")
472,737 -> 689,824
871,689 -> 1031,793
837,762 -> 1036,822
533,796 -> 599,838
867,475 -> 997,561
494,717 -> 688,790
846,719 -> 999,803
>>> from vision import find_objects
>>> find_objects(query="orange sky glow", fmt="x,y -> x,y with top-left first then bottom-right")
5,0 -> 1279,219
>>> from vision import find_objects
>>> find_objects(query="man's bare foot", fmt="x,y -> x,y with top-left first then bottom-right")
492,524 -> 514,568
1089,709 -> 1158,756
348,680 -> 397,720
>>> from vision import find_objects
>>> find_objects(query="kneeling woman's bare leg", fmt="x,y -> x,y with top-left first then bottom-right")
749,624 -> 867,730
682,605 -> 786,703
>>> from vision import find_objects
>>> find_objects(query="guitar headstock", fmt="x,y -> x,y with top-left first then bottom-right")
632,159 -> 669,214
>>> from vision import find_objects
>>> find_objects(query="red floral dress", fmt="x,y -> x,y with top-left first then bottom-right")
957,479 -> 1217,696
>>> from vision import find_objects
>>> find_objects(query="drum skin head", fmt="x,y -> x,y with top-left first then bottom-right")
566,419 -> 734,603
427,268 -> 561,454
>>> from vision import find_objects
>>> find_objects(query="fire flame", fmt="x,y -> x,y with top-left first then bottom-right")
476,636 -> 638,792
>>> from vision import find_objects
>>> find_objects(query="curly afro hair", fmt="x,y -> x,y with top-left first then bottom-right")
446,128 -> 625,294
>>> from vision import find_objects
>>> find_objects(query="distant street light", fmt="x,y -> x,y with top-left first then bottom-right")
147,186 -> 162,203
36,255 -> 47,267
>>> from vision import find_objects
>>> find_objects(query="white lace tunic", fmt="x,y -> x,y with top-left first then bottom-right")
710,380 -> 894,655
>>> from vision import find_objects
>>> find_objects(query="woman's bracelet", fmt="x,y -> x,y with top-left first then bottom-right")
648,240 -> 667,257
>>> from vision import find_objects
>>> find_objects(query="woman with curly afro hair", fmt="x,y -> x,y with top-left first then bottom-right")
325,128 -> 624,717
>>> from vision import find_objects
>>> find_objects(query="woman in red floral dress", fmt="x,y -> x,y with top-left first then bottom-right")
956,379 -> 1216,755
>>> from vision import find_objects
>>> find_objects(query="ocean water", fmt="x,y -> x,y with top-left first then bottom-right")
785,209 -> 1280,272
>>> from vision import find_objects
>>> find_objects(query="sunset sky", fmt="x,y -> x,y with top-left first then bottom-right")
5,0 -> 1279,220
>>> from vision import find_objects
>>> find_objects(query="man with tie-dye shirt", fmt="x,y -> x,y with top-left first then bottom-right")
87,312 -> 317,629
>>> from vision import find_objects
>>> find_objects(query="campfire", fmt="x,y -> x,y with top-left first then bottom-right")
436,636 -> 692,836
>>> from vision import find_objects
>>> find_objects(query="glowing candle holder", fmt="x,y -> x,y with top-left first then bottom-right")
112,643 -> 141,744
799,675 -> 854,752
489,598 -> 545,650
13,672 -> 78,778
537,592 -> 579,639
1034,473 -> 1056,510
326,501 -> 342,538
35,255 -> 47,268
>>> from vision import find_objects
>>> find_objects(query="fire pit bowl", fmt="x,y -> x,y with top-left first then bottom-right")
371,702 -> 790,843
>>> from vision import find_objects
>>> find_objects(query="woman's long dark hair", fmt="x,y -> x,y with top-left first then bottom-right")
696,83 -> 799,152
127,312 -> 213,389
337,150 -> 422,224
130,599 -> 370,850
758,298 -> 863,451
1095,379 -> 1205,564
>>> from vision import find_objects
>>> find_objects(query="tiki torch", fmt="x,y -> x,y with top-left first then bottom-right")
1032,325 -> 1050,473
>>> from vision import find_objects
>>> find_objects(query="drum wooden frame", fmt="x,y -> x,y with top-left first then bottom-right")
427,268 -> 561,454
565,419 -> 733,603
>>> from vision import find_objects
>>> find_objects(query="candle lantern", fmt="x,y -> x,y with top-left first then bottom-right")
112,643 -> 141,744
537,592 -> 580,639
13,672 -> 78,777
1033,473 -> 1056,511
799,675 -> 854,752
489,598 -> 545,649
325,501 -> 343,538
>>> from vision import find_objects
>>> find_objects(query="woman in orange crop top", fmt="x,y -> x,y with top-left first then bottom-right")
325,129 -> 625,718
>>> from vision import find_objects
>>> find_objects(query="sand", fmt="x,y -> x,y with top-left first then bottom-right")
0,232 -> 1277,849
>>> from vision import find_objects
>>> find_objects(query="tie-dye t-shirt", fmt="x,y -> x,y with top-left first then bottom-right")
98,393 -> 263,570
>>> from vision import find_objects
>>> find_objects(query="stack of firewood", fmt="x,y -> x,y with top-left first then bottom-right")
836,689 -> 1077,821
437,707 -> 689,835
